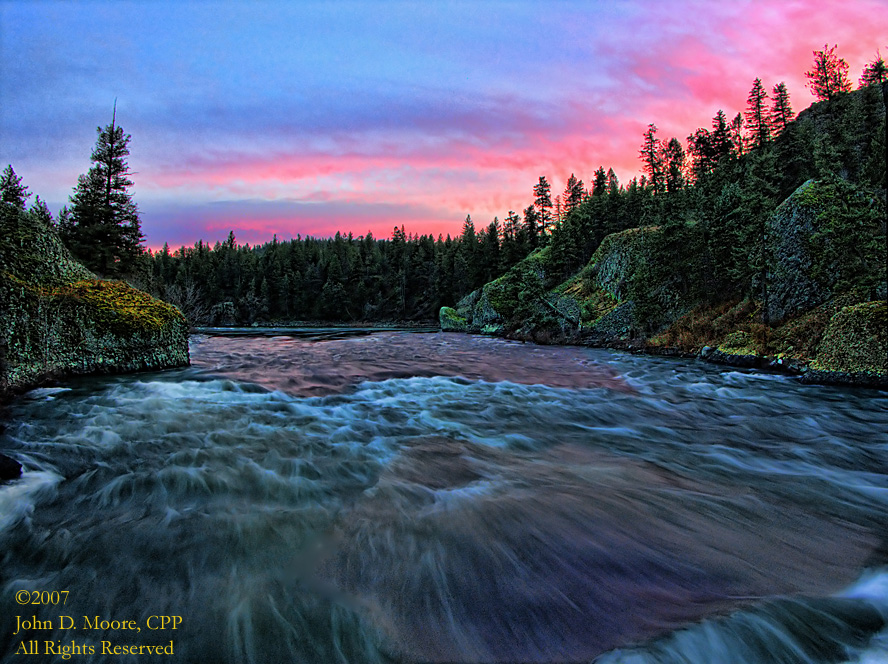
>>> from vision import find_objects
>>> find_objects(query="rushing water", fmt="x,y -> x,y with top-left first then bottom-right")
1,331 -> 887,663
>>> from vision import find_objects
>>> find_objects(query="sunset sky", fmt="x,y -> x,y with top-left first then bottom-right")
1,1 -> 887,249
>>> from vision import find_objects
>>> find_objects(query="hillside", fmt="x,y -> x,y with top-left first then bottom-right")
441,87 -> 888,387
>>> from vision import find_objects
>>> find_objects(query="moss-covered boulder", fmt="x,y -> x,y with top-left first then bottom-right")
555,269 -> 622,337
579,223 -> 707,338
802,301 -> 887,385
439,306 -> 467,332
452,247 -> 563,335
0,210 -> 189,397
766,179 -> 885,324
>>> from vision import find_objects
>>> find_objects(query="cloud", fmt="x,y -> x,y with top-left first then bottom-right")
3,0 -> 888,249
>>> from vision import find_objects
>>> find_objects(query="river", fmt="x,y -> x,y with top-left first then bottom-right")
1,331 -> 887,663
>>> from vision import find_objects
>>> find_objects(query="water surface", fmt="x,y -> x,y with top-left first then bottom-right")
2,331 -> 887,663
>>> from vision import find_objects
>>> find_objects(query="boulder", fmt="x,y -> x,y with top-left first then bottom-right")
766,179 -> 885,324
707,331 -> 763,368
584,223 -> 707,336
0,210 -> 190,397
765,180 -> 832,323
439,306 -> 468,332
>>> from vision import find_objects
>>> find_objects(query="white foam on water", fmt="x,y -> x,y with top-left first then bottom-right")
0,469 -> 64,532
22,386 -> 72,400
840,569 -> 888,602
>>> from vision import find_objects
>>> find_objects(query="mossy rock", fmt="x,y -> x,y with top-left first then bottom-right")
767,179 -> 885,324
587,301 -> 635,339
582,223 -> 707,334
54,279 -> 185,336
472,284 -> 507,330
439,306 -> 467,332
558,272 -> 620,327
1,209 -> 190,396
811,301 -> 887,374
718,331 -> 757,354
454,290 -> 481,320
587,227 -> 658,300
1,273 -> 190,394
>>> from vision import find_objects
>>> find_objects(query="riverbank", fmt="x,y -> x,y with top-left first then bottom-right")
439,308 -> 888,390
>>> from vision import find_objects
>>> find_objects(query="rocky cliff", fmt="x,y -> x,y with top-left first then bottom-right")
0,210 -> 190,399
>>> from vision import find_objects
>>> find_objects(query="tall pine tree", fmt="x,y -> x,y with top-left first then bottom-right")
639,124 -> 665,194
533,176 -> 553,234
0,165 -> 31,210
745,78 -> 771,147
563,173 -> 585,212
64,105 -> 145,277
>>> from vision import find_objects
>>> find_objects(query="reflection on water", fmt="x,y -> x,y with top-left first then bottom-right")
1,331 -> 887,663
188,331 -> 634,395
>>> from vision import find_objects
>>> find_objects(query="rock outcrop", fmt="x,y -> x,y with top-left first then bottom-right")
0,210 -> 190,398
439,306 -> 468,332
441,223 -> 707,344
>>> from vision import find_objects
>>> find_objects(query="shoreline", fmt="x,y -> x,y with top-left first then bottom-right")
447,326 -> 888,390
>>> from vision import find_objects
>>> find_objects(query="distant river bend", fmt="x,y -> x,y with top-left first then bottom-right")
1,331 -> 887,663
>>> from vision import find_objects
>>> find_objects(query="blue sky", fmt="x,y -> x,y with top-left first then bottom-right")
2,0 -> 886,248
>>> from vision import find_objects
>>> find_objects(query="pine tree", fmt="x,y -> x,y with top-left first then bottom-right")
522,205 -> 541,248
711,110 -> 733,160
460,214 -> 475,242
639,124 -> 664,194
592,167 -> 608,196
563,173 -> 585,212
65,105 -> 145,277
606,168 -> 620,195
29,195 -> 54,227
770,82 -> 794,133
805,44 -> 851,101
503,210 -> 520,241
0,165 -> 31,210
859,51 -> 888,88
687,128 -> 714,181
729,113 -> 745,156
745,78 -> 771,147
663,138 -> 686,193
533,176 -> 553,233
